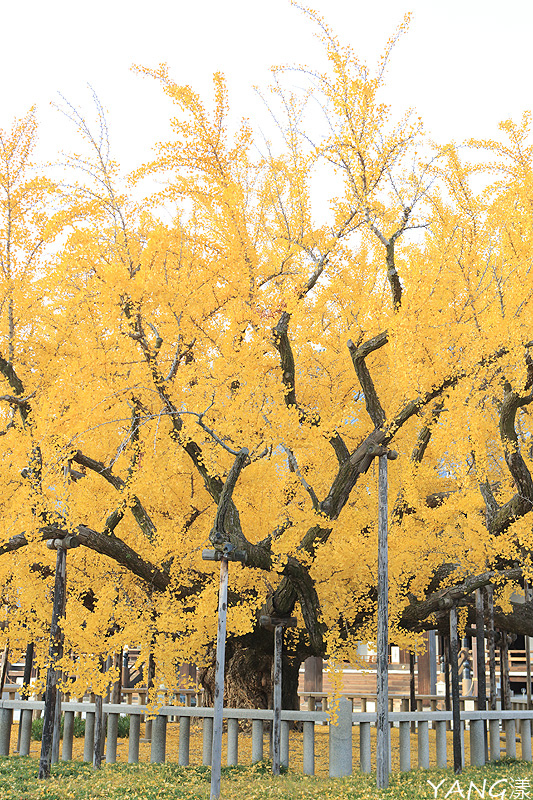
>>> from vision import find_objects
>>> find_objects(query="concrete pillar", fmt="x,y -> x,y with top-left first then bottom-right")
150,715 -> 167,763
469,718 -> 485,766
303,721 -> 314,775
106,713 -> 119,764
179,716 -> 190,766
128,714 -> 140,763
521,719 -> 532,762
489,718 -> 500,761
83,711 -> 95,763
329,697 -> 352,777
251,719 -> 263,763
280,720 -> 289,769
227,718 -> 238,766
359,721 -> 371,773
399,720 -> 410,771
202,716 -> 213,766
505,719 -> 516,759
19,709 -> 33,757
417,720 -> 430,768
61,710 -> 74,761
435,720 -> 447,767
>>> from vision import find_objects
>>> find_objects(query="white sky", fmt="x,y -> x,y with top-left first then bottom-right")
1,0 -> 532,171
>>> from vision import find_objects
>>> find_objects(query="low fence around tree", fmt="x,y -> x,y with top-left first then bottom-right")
1,696 -> 533,776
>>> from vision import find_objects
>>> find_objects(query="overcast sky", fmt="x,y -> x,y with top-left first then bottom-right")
1,0 -> 532,170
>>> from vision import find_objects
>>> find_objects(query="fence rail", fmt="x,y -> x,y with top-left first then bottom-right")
0,697 -> 532,777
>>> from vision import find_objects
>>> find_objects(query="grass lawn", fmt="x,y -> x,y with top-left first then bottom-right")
1,757 -> 532,799
2,720 -> 532,798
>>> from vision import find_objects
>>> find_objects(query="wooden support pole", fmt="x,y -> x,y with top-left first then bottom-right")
376,453 -> 389,790
475,589 -> 487,759
0,643 -> 9,697
272,624 -> 283,776
500,632 -> 511,711
210,556 -> 229,800
485,586 -> 497,710
475,590 -> 486,710
38,544 -> 67,779
526,582 -> 532,711
449,606 -> 462,774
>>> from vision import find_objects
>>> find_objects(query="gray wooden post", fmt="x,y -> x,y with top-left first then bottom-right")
259,613 -> 296,776
38,541 -> 67,779
526,582 -> 532,710
272,624 -> 283,775
475,589 -> 488,755
210,555 -> 229,800
93,695 -> 104,768
485,586 -> 497,710
450,605 -> 462,774
376,453 -> 389,789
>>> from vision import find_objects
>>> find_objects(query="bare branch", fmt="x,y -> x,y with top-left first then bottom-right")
347,334 -> 388,427
280,443 -> 319,510
210,448 -> 250,545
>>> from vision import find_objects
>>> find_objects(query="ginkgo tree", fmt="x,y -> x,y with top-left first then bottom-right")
1,10 -> 533,709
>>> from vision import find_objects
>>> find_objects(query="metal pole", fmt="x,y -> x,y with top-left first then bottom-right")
272,624 -> 283,776
376,453 -> 389,789
38,544 -> 67,779
210,556 -> 229,800
449,606 -> 462,774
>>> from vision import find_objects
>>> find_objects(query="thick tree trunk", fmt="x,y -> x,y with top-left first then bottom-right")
199,638 -> 302,710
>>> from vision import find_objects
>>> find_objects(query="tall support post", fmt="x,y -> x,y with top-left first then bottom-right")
202,448 -> 249,800
500,632 -> 511,710
450,605 -> 462,774
272,624 -> 283,775
210,555 -> 228,800
526,582 -> 532,710
38,540 -> 67,779
485,586 -> 497,710
376,453 -> 389,790
475,589 -> 487,758
260,614 -> 296,776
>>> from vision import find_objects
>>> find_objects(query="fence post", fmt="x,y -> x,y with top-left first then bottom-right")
129,714 -> 140,764
418,720 -> 430,768
227,718 -> 238,766
469,718 -> 485,766
150,714 -> 167,763
489,718 -> 500,761
303,720 -> 314,775
0,707 -> 12,755
178,715 -> 190,766
106,713 -> 119,764
203,716 -> 213,765
505,719 -> 516,758
399,720 -> 410,771
521,719 -> 532,762
435,719 -> 447,767
19,708 -> 33,757
329,697 -> 352,777
360,721 -> 371,773
62,710 -> 74,761
83,711 -> 95,763
251,719 -> 263,763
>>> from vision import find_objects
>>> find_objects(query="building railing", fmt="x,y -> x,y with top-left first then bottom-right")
1,697 -> 533,776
